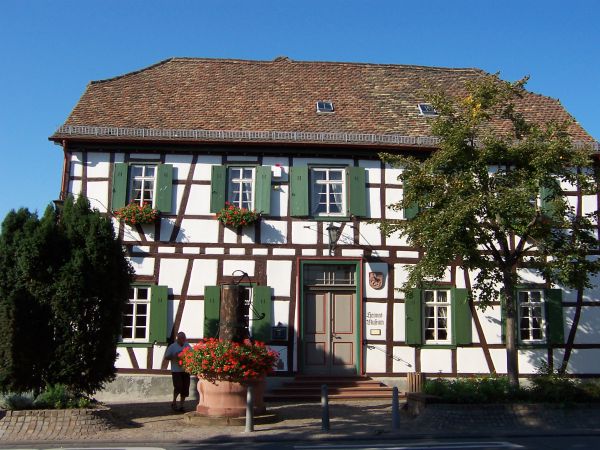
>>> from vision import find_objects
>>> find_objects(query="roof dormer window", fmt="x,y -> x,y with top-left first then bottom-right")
418,103 -> 438,117
316,101 -> 335,113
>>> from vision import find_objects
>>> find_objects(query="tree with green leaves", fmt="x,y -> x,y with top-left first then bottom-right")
380,75 -> 599,386
0,196 -> 133,395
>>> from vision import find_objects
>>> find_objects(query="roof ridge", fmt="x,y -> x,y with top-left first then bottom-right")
88,56 -> 487,85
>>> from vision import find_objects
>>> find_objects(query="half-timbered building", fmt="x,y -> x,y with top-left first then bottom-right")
49,57 -> 600,391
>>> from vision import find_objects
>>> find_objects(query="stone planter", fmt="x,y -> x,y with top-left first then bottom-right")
196,378 -> 266,417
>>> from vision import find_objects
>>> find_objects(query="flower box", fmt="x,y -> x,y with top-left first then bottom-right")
114,202 -> 159,226
215,202 -> 260,228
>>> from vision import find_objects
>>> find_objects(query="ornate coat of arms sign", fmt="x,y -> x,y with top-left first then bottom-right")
369,272 -> 384,290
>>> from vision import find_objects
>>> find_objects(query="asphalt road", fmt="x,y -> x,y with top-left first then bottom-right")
1,436 -> 600,450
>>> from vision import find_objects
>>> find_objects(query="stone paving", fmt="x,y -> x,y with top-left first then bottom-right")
2,399 -> 600,444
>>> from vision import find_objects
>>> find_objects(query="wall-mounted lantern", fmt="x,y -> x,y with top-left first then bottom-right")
326,223 -> 341,256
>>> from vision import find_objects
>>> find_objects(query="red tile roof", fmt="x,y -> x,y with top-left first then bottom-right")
51,57 -> 596,149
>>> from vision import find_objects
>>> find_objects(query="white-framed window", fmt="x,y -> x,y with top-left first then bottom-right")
423,289 -> 451,343
310,167 -> 346,216
228,167 -> 256,209
129,164 -> 157,206
518,290 -> 545,343
122,286 -> 151,342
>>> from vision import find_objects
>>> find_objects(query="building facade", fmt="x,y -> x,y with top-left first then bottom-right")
50,57 -> 600,381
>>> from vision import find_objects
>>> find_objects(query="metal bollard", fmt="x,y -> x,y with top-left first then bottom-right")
391,386 -> 400,430
245,384 -> 254,432
321,384 -> 330,432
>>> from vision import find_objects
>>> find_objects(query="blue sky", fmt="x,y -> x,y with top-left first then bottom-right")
1,0 -> 598,220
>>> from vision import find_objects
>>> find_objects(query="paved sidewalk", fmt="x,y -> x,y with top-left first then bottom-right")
2,399 -> 600,444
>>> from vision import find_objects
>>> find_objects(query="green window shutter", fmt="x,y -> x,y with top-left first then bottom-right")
252,286 -> 272,342
155,164 -> 173,213
290,166 -> 309,217
402,182 -> 419,220
203,286 -> 221,338
210,166 -> 227,213
405,288 -> 422,345
451,288 -> 472,345
540,180 -> 562,222
346,166 -> 367,217
254,166 -> 272,215
545,288 -> 564,345
111,163 -> 128,210
149,285 -> 169,344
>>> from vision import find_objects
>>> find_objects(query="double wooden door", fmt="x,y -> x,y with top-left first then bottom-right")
303,290 -> 357,375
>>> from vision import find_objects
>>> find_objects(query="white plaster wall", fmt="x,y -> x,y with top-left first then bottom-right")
168,300 -> 179,336
141,223 -> 156,242
293,157 -> 353,167
365,302 -> 387,340
359,159 -> 381,184
583,195 -> 597,224
223,226 -> 238,244
159,259 -> 189,295
384,164 -> 403,185
86,152 -> 111,178
393,264 -> 411,299
69,180 -> 83,196
133,245 -> 150,253
291,221 -> 318,245
385,188 -> 403,220
86,181 -> 109,212
489,348 -> 508,374
177,219 -> 219,243
420,349 -> 452,373
338,223 -> 355,246
165,154 -> 193,180
392,346 -> 415,372
129,153 -> 160,161
358,222 -> 382,247
273,300 -> 289,326
129,257 -> 155,277
302,249 -> 317,256
178,301 -> 204,338
116,348 -> 133,369
474,306 -> 502,345
223,260 -> 255,277
185,185 -> 212,215
194,156 -> 222,181
152,345 -> 168,370
565,307 -> 600,343
457,347 -> 490,374
267,260 -> 293,297
517,268 -> 545,285
367,188 -> 382,219
518,349 -> 547,374
364,262 -> 388,299
228,156 -> 258,162
365,344 -> 386,372
241,226 -> 255,244
263,157 -> 289,182
393,303 -> 406,342
188,259 -> 218,296
386,232 -> 410,247
70,152 -> 83,177
564,349 -> 600,374
271,185 -> 289,217
261,220 -> 287,244
160,218 -> 176,241
396,250 -> 419,259
113,153 -> 125,163
132,348 -> 147,369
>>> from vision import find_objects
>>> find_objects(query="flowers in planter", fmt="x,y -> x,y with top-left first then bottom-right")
114,202 -> 159,226
216,202 -> 260,228
178,338 -> 279,384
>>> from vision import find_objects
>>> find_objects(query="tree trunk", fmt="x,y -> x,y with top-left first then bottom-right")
503,275 -> 520,387
560,280 -> 584,374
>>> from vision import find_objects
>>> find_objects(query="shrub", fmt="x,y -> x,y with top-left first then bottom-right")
33,384 -> 92,409
0,391 -> 35,410
423,376 -> 513,403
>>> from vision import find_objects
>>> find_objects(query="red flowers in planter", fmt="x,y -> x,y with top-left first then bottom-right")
115,202 -> 159,226
178,338 -> 279,384
215,202 -> 260,228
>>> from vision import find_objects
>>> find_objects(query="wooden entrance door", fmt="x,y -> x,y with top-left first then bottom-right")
304,290 -> 357,375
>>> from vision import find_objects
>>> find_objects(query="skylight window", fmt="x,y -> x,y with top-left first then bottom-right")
418,103 -> 438,117
316,101 -> 335,113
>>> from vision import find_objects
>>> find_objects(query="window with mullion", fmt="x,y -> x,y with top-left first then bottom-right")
423,289 -> 451,343
122,286 -> 151,342
518,290 -> 545,343
311,167 -> 345,216
228,167 -> 255,209
129,165 -> 156,206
